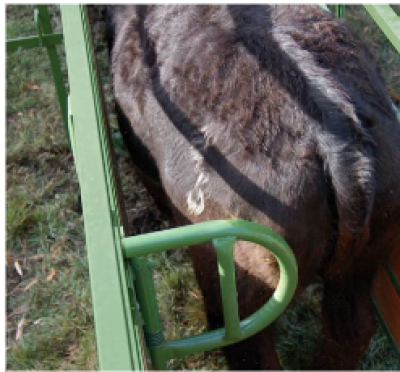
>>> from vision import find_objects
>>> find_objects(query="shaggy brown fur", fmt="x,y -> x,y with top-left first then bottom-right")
107,5 -> 400,369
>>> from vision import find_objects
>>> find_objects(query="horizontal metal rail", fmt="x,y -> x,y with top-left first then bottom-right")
6,33 -> 63,52
123,220 -> 298,369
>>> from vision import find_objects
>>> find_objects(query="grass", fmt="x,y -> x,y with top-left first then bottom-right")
6,4 -> 96,370
6,4 -> 400,371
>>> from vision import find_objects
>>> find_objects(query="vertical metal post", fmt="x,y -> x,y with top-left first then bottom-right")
61,5 -> 147,370
335,4 -> 345,18
131,257 -> 166,369
132,260 -> 164,338
35,5 -> 69,140
213,237 -> 242,341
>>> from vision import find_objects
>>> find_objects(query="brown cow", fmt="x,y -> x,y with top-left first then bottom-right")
107,5 -> 400,369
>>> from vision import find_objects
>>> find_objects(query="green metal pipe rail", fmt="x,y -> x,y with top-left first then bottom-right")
122,220 -> 298,369
6,4 -> 400,369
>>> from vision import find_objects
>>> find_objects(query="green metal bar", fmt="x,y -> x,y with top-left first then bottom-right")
61,5 -> 146,370
36,5 -> 69,140
364,5 -> 400,55
123,219 -> 298,367
132,258 -> 166,370
6,33 -> 63,52
335,4 -> 345,18
131,258 -> 164,345
213,237 -> 242,342
124,220 -> 294,259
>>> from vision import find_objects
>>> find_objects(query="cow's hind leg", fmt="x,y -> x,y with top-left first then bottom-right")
189,243 -> 282,370
315,276 -> 377,370
204,295 -> 281,370
221,326 -> 281,370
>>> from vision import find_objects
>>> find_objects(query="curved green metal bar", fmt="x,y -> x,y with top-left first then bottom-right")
122,219 -> 298,369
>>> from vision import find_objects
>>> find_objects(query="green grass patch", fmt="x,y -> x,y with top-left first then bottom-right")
7,194 -> 46,244
6,5 -> 95,370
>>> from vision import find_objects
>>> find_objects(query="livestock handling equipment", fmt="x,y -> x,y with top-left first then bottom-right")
6,4 -> 400,369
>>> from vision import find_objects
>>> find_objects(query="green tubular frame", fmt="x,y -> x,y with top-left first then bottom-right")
61,5 -> 147,370
7,33 -> 63,51
7,5 -> 68,137
122,220 -> 298,369
335,4 -> 345,18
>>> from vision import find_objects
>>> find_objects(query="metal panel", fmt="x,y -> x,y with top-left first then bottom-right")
60,5 -> 146,370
